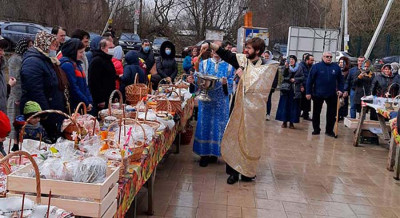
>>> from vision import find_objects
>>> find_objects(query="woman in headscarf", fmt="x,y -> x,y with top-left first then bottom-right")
20,31 -> 69,141
276,55 -> 303,128
7,37 -> 33,151
112,45 -> 124,89
60,38 -> 93,111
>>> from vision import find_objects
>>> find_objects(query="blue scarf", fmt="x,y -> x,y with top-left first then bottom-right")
289,63 -> 299,73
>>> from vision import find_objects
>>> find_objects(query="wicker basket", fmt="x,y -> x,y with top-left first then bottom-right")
181,123 -> 194,145
154,95 -> 173,118
99,90 -> 125,121
106,118 -> 147,178
134,101 -> 161,131
19,110 -> 80,151
174,74 -> 190,89
156,91 -> 182,115
0,151 -> 41,203
125,74 -> 148,106
63,102 -> 89,140
158,78 -> 174,92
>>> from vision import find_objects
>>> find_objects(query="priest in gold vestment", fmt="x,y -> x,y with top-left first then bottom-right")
201,38 -> 278,184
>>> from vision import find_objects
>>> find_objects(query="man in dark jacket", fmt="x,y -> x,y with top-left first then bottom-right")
344,56 -> 365,118
138,39 -> 155,75
88,38 -> 117,113
152,41 -> 178,90
299,54 -> 314,120
306,52 -> 344,137
344,59 -> 373,118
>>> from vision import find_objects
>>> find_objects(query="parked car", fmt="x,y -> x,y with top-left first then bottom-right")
373,55 -> 400,72
0,21 -> 50,49
152,37 -> 168,56
118,33 -> 141,52
335,51 -> 357,67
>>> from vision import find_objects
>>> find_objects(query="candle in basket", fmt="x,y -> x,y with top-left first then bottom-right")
100,131 -> 108,140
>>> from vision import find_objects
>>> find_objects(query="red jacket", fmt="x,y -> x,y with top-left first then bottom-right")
112,58 -> 123,89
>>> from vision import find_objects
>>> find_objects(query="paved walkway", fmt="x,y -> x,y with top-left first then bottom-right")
136,95 -> 400,218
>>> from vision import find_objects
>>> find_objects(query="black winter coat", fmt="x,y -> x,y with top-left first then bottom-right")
138,48 -> 155,75
20,48 -> 66,112
371,73 -> 399,97
156,57 -> 178,81
88,50 -> 117,106
155,41 -> 178,81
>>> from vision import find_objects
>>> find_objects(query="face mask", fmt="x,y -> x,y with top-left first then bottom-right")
49,50 -> 57,57
143,46 -> 150,53
165,49 -> 171,55
107,48 -> 115,56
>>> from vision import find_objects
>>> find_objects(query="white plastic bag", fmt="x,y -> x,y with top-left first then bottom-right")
73,157 -> 107,183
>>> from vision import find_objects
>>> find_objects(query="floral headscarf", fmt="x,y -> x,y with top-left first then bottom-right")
34,31 -> 59,65
34,31 -> 57,53
15,37 -> 32,55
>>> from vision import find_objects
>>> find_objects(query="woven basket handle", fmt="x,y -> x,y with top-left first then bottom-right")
19,110 -> 79,151
134,73 -> 139,85
135,100 -> 148,121
0,151 -> 41,204
72,102 -> 87,120
108,89 -> 124,116
159,78 -> 172,85
106,118 -> 147,143
169,90 -> 181,98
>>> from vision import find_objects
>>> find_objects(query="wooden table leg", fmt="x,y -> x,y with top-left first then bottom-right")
175,132 -> 181,154
387,137 -> 396,171
146,168 -> 157,215
394,145 -> 400,180
353,106 -> 367,147
377,114 -> 390,140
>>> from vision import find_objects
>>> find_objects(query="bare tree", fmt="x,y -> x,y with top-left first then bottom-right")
176,0 -> 248,41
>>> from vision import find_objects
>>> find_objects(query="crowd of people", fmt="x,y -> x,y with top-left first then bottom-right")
0,26 -> 180,155
1,24 -> 400,185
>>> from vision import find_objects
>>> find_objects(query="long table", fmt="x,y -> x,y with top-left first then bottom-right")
116,98 -> 195,217
353,103 -> 391,147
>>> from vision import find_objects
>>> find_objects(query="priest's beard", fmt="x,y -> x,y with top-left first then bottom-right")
246,52 -> 257,60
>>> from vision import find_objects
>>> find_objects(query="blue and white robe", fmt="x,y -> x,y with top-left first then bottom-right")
193,58 -> 235,156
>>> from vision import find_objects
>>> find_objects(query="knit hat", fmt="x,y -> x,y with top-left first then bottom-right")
23,101 -> 42,115
0,111 -> 11,138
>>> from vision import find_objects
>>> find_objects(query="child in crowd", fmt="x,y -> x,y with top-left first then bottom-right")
15,101 -> 51,143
